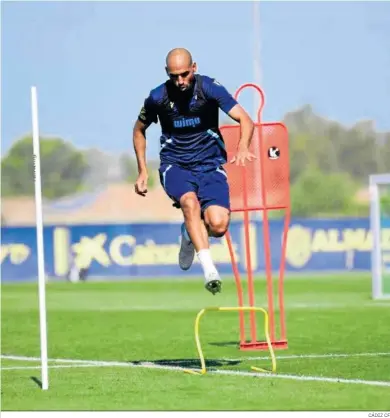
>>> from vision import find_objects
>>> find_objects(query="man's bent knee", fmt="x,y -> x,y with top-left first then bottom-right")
209,221 -> 228,238
204,206 -> 230,238
180,192 -> 200,217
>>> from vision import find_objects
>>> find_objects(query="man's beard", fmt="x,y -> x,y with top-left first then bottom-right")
178,78 -> 194,92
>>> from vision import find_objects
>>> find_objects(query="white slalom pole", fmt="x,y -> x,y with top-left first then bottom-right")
31,86 -> 49,390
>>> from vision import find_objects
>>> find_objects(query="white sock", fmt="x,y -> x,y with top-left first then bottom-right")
197,249 -> 218,278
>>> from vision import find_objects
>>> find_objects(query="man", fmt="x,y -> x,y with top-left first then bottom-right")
133,48 -> 254,295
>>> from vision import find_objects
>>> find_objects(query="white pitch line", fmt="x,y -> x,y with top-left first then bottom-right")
212,368 -> 390,387
4,351 -> 390,365
1,364 -> 113,371
2,354 -> 390,387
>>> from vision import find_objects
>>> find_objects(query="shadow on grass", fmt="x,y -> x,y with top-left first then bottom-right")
208,341 -> 240,348
128,340 -> 244,369
129,358 -> 241,368
30,376 -> 42,388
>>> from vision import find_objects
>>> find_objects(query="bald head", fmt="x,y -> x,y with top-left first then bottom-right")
165,48 -> 197,92
165,48 -> 193,67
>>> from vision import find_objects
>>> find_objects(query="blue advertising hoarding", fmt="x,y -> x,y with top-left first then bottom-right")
2,218 -> 390,282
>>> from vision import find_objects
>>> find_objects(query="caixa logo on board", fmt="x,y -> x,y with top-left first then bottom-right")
50,227 -> 238,275
173,117 -> 201,129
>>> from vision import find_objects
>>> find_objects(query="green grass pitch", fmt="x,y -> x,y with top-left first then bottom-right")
1,273 -> 390,411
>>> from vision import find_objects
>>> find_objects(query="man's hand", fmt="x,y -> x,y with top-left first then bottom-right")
230,147 -> 256,166
226,105 -> 255,166
135,172 -> 148,196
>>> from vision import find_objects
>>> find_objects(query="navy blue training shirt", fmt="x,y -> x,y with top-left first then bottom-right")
138,74 -> 238,170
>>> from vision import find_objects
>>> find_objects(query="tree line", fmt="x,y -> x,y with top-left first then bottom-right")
2,105 -> 390,217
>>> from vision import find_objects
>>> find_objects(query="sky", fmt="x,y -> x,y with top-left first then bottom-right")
2,1 -> 390,159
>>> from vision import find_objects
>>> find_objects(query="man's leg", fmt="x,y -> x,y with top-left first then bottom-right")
203,205 -> 230,238
179,191 -> 209,254
196,166 -> 231,294
179,192 -> 229,283
159,164 -> 198,270
180,192 -> 224,294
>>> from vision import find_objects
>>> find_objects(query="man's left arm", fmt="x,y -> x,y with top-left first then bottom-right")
208,79 -> 255,165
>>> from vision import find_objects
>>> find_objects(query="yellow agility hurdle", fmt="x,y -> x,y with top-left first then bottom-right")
185,306 -> 277,375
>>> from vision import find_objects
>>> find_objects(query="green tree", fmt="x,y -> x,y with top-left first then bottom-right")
377,133 -> 390,173
1,136 -> 88,199
288,133 -> 312,183
284,106 -> 390,188
291,168 -> 358,217
381,193 -> 390,217
336,128 -> 379,182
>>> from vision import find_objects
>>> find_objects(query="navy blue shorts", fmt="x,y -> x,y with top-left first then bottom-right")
158,164 -> 230,212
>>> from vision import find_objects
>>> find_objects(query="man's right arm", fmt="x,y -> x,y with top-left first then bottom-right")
133,119 -> 149,177
133,95 -> 158,196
